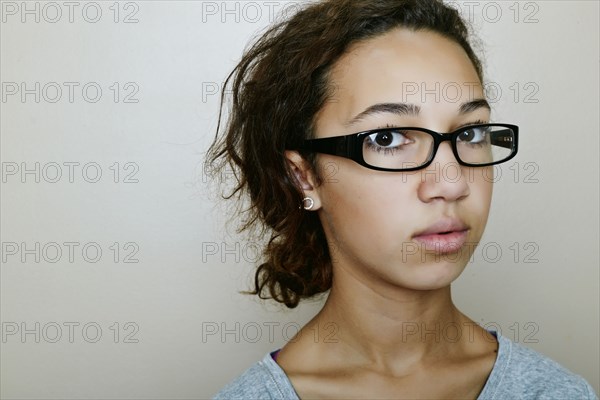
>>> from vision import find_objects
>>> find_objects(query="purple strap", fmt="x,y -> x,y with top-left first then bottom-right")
270,349 -> 281,361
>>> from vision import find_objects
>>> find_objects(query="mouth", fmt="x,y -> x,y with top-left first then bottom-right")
412,218 -> 470,254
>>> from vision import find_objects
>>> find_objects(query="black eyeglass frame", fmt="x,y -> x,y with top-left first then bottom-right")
298,123 -> 519,172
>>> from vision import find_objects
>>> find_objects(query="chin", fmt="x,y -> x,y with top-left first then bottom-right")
399,260 -> 467,291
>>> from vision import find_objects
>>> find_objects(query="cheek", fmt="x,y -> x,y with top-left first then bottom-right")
470,167 -> 494,207
466,167 -> 494,235
317,163 -> 419,255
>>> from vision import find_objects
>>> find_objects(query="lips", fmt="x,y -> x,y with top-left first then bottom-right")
412,218 -> 470,254
413,218 -> 469,237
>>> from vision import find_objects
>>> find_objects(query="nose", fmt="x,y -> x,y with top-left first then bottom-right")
417,141 -> 470,203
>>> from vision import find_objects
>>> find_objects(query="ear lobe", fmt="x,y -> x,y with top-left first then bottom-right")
284,150 -> 322,210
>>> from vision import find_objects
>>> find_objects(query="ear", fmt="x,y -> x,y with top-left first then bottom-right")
284,150 -> 322,211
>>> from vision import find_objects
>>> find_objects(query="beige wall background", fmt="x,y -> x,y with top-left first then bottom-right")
1,1 -> 598,398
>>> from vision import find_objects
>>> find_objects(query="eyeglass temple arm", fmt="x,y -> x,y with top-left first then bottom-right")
491,129 -> 516,150
300,136 -> 351,156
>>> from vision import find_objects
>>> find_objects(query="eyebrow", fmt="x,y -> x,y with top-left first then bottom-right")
459,98 -> 491,114
344,99 -> 491,127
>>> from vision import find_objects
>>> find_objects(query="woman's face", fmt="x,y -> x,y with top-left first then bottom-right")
308,28 -> 493,292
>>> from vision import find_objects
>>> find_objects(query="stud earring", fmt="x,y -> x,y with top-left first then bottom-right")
302,197 -> 314,210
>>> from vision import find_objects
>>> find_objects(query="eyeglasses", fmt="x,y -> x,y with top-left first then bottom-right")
299,123 -> 519,171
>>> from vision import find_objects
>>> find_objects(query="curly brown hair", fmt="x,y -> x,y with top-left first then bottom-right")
205,0 -> 484,308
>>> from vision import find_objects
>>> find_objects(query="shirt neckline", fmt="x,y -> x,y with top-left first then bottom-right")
261,329 -> 508,399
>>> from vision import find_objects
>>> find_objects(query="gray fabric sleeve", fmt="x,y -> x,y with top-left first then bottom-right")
213,353 -> 299,400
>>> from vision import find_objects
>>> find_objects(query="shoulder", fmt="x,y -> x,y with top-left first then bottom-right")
481,332 -> 598,399
212,352 -> 299,400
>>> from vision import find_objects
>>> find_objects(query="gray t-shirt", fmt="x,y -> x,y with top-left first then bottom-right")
214,330 -> 598,399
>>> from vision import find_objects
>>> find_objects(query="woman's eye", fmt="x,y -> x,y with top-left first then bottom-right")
368,131 -> 409,147
458,127 -> 490,143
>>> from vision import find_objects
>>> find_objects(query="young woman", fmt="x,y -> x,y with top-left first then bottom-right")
207,0 -> 598,398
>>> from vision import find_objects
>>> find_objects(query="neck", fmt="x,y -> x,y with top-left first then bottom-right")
311,271 -> 469,373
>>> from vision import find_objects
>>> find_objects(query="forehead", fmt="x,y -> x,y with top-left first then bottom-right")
316,28 -> 485,132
